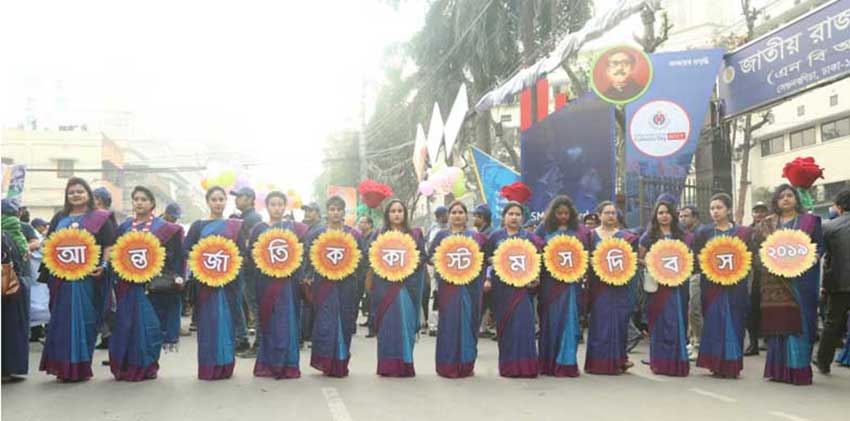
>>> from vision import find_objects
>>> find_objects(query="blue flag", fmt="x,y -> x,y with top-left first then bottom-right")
470,146 -> 519,228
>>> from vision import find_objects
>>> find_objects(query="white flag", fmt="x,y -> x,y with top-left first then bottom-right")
443,84 -> 469,160
426,103 -> 444,166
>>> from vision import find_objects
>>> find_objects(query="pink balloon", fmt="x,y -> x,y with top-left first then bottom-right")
234,175 -> 250,190
418,180 -> 435,197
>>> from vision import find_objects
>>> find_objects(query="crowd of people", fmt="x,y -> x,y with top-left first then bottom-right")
3,177 -> 850,385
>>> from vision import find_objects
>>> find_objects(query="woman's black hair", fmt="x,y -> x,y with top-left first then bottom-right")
501,201 -> 524,219
648,200 -> 684,243
770,183 -> 804,215
447,200 -> 467,215
62,177 -> 95,215
265,191 -> 288,207
382,199 -> 410,233
709,192 -> 733,210
542,195 -> 579,232
131,186 -> 157,210
205,186 -> 227,202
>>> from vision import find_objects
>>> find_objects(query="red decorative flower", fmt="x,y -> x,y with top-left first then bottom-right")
500,181 -> 532,204
782,157 -> 824,188
358,179 -> 394,209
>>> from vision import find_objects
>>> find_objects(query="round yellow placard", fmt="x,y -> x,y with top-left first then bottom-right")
493,238 -> 541,287
188,235 -> 243,287
110,231 -> 166,283
252,228 -> 304,278
369,231 -> 420,282
698,235 -> 752,286
43,228 -> 101,281
309,230 -> 361,281
542,235 -> 588,283
434,235 -> 484,286
591,237 -> 638,286
759,229 -> 817,278
645,239 -> 693,287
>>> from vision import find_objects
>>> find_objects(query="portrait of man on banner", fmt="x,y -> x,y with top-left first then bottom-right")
591,46 -> 653,105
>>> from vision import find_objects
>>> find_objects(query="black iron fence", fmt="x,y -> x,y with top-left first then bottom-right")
637,176 -> 714,228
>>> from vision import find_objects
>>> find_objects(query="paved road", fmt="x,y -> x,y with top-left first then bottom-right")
3,324 -> 848,421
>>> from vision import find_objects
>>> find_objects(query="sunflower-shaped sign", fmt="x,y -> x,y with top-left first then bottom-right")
43,228 -> 101,281
369,231 -> 420,282
110,231 -> 166,283
252,228 -> 303,278
309,230 -> 361,281
645,239 -> 693,287
434,235 -> 484,286
493,238 -> 541,287
759,229 -> 817,278
542,235 -> 588,283
591,237 -> 638,286
188,235 -> 242,287
698,235 -> 752,286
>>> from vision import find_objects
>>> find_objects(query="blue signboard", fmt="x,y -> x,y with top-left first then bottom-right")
719,0 -> 850,116
624,49 -> 724,227
521,94 -> 616,221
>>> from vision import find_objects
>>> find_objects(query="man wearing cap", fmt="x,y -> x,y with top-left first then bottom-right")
230,187 -> 263,356
302,202 -> 322,232
424,206 -> 449,336
745,201 -> 770,356
91,187 -> 117,355
472,204 -> 493,239
300,201 -> 322,345
162,203 -> 182,224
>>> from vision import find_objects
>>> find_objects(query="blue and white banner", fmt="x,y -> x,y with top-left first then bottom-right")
2,164 -> 27,207
521,95 -> 617,221
469,146 -> 520,229
624,49 -> 724,227
719,0 -> 850,117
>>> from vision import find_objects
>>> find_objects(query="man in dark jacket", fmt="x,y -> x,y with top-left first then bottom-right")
815,190 -> 850,374
231,187 -> 263,357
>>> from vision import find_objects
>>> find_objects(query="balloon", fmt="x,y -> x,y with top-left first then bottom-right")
419,180 -> 435,197
234,175 -> 250,190
219,170 -> 237,189
200,178 -> 209,191
452,171 -> 467,197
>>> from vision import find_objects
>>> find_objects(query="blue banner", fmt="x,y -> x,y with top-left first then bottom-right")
470,146 -> 520,228
719,0 -> 850,116
521,95 -> 616,221
624,49 -> 724,227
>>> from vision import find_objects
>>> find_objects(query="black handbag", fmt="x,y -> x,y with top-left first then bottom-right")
147,269 -> 182,294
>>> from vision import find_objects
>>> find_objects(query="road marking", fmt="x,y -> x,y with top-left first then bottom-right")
688,388 -> 737,403
768,411 -> 809,421
322,387 -> 353,421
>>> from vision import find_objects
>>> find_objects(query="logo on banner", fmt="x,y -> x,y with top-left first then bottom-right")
43,228 -> 101,281
493,238 -> 541,287
591,237 -> 638,286
309,230 -> 361,281
542,235 -> 588,283
645,239 -> 694,287
110,231 -> 166,283
629,100 -> 691,158
759,229 -> 817,278
699,236 -> 752,286
188,235 -> 242,287
252,228 -> 303,279
369,231 -> 420,282
590,45 -> 653,105
434,235 -> 484,286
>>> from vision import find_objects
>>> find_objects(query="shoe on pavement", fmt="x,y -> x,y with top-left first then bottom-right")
180,327 -> 191,337
237,347 -> 258,359
622,361 -> 634,372
428,329 -> 438,337
813,359 -> 831,375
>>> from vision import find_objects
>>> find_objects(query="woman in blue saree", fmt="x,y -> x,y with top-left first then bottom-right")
585,201 -> 637,375
638,200 -> 692,377
755,184 -> 823,385
431,201 -> 486,378
185,186 -> 243,380
694,193 -> 752,378
305,195 -> 363,377
110,186 -> 184,381
486,201 -> 542,378
40,177 -> 116,381
368,199 -> 426,377
249,191 -> 309,379
535,195 -> 589,377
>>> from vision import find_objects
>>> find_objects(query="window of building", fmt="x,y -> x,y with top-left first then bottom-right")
56,159 -> 74,178
789,127 -> 816,149
830,94 -> 838,107
500,114 -> 512,122
824,180 -> 850,203
797,105 -> 805,116
822,116 -> 850,142
1,157 -> 13,165
760,135 -> 784,156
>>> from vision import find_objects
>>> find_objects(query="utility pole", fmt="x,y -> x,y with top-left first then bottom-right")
358,77 -> 368,182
